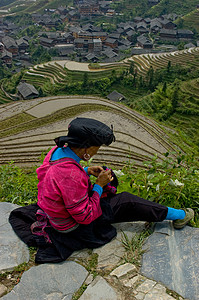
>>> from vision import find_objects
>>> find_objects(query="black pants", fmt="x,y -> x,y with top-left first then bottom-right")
108,192 -> 168,223
9,192 -> 168,263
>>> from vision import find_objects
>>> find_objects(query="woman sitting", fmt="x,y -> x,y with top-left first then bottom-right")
9,117 -> 194,263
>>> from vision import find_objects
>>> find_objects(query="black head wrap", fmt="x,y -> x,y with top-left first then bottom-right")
54,117 -> 115,148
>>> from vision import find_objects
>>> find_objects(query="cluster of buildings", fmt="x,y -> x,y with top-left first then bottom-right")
0,1 -> 197,68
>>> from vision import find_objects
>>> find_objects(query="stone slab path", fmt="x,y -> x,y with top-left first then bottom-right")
0,203 -> 29,272
141,221 -> 199,300
0,202 -> 198,300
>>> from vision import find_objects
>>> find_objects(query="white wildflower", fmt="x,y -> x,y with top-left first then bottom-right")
156,184 -> 160,191
113,170 -> 125,177
169,179 -> 184,187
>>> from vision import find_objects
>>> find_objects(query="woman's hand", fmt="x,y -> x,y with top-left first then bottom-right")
95,169 -> 114,188
88,166 -> 104,177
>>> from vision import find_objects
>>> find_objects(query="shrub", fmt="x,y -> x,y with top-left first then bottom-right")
117,152 -> 199,226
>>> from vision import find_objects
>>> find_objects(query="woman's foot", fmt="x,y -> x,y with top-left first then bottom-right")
173,208 -> 194,229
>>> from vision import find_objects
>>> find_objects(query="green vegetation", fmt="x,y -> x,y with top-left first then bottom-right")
118,152 -> 199,226
0,162 -> 38,206
122,231 -> 150,266
147,0 -> 199,17
1,152 -> 198,224
176,10 -> 199,33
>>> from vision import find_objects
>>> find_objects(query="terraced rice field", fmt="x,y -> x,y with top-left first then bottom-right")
1,47 -> 199,104
0,95 -> 183,168
16,47 -> 199,96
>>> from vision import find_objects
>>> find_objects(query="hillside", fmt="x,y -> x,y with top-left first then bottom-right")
0,95 -> 187,168
1,47 -> 198,150
147,0 -> 199,17
1,0 -> 199,18
0,0 -> 72,15
176,9 -> 199,33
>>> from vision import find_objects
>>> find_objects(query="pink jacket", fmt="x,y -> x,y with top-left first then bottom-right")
36,147 -> 102,231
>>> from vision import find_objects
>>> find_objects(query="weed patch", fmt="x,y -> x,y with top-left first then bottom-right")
121,231 -> 151,267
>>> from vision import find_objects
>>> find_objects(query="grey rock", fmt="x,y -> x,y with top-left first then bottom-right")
122,275 -> 141,288
114,221 -> 146,240
79,276 -> 120,300
2,261 -> 88,300
93,238 -> 125,271
0,284 -> 7,297
110,263 -> 136,278
0,202 -> 29,272
136,279 -> 156,293
94,222 -> 146,271
141,221 -> 199,300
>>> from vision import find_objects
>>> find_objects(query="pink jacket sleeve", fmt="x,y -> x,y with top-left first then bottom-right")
58,166 -> 102,224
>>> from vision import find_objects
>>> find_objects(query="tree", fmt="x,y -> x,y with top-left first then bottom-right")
129,61 -> 135,75
167,61 -> 171,73
147,66 -> 154,90
82,72 -> 88,89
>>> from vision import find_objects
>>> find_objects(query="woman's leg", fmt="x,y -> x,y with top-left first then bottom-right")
108,192 -> 168,223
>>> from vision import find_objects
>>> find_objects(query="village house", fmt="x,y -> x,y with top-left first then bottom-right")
136,22 -> 149,34
2,36 -> 18,56
17,82 -> 39,100
1,50 -> 12,64
0,30 -> 5,41
150,20 -> 162,33
68,10 -> 80,22
62,32 -> 75,44
177,29 -> 194,39
70,26 -> 82,38
79,3 -> 100,16
137,35 -> 153,49
104,37 -> 118,49
85,53 -> 99,62
17,37 -> 29,52
109,33 -> 121,40
159,29 -> 177,40
99,1 -> 111,13
102,48 -> 118,60
54,44 -> 75,56
184,42 -> 195,49
126,30 -> 136,42
57,6 -> 68,15
107,90 -> 125,101
92,31 -> 108,42
74,38 -> 84,50
39,37 -> 55,48
93,38 -> 102,52
160,19 -> 176,30
0,42 -> 4,52
77,31 -> 93,40
134,17 -> 143,23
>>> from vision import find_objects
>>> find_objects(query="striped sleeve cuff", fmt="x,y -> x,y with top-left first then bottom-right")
92,184 -> 103,197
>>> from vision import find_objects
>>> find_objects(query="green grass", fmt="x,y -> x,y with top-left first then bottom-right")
122,231 -> 151,267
